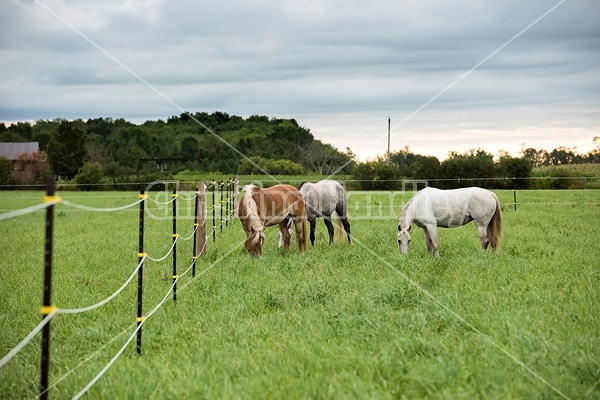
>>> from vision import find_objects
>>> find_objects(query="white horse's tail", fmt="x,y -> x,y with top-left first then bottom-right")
488,197 -> 502,251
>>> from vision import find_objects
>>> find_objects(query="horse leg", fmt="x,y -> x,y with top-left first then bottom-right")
424,226 -> 439,256
293,216 -> 307,254
308,217 -> 316,246
476,224 -> 490,251
323,215 -> 335,245
278,220 -> 291,252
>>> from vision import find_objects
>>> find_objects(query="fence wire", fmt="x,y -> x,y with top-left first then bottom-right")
0,180 -> 237,399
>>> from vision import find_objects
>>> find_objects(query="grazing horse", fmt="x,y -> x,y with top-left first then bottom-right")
238,184 -> 307,256
397,187 -> 501,256
298,180 -> 351,246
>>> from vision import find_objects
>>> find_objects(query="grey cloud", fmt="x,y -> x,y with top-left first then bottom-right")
0,0 -> 598,159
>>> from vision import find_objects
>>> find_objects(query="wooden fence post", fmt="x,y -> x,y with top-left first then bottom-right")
233,175 -> 239,216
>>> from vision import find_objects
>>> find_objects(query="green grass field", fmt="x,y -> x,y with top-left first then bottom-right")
1,188 -> 599,399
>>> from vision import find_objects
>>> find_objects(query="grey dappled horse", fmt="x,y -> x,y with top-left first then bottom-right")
278,180 -> 351,247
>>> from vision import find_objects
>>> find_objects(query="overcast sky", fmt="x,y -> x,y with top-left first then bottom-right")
1,0 -> 599,161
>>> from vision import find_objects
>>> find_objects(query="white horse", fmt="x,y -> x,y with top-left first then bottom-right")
397,187 -> 501,256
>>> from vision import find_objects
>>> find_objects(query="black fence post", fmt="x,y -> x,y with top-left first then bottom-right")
192,185 -> 199,277
172,188 -> 178,302
136,185 -> 146,355
39,178 -> 56,400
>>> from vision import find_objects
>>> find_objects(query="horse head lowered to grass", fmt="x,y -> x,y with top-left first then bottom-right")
397,187 -> 501,256
238,184 -> 307,256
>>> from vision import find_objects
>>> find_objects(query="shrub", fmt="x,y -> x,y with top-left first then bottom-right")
75,162 -> 105,190
352,161 -> 402,190
0,157 -> 14,186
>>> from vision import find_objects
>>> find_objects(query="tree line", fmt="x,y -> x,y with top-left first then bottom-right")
0,113 -> 353,186
1,112 -> 598,189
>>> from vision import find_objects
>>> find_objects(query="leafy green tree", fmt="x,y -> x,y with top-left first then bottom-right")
389,146 -> 418,177
180,135 -> 200,161
46,121 -> 87,179
520,147 -> 549,166
238,156 -> 305,175
497,156 -> 532,189
548,147 -> 576,165
588,137 -> 600,163
0,157 -> 14,185
8,122 -> 33,141
412,156 -> 441,179
301,141 -> 353,175
439,149 -> 495,188
31,120 -> 60,151
75,162 -> 105,190
352,160 -> 401,190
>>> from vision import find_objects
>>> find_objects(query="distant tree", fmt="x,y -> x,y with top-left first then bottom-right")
75,162 -> 105,190
439,149 -> 495,188
520,147 -> 548,167
86,118 -> 112,142
352,160 -> 401,190
238,156 -> 305,175
497,156 -> 532,189
548,146 -> 576,165
7,122 -> 33,141
301,141 -> 353,175
31,120 -> 60,151
46,121 -> 87,179
389,146 -> 418,176
180,135 -> 200,161
345,147 -> 359,164
412,156 -> 441,179
588,137 -> 600,163
0,157 -> 13,185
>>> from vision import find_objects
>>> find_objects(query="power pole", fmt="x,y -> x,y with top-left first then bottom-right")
387,116 -> 391,164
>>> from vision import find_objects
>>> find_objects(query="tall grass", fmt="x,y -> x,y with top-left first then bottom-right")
1,189 -> 599,399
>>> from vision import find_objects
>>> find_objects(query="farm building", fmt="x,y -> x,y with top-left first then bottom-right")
0,142 -> 48,184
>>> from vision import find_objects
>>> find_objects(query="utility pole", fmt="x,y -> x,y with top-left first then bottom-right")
387,116 -> 391,164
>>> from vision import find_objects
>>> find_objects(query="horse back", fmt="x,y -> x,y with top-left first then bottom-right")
415,187 -> 497,228
255,184 -> 305,226
302,180 -> 346,217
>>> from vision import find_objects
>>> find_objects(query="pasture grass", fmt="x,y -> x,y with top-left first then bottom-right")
1,189 -> 599,399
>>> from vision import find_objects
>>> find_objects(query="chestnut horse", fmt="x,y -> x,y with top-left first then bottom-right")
238,184 -> 307,256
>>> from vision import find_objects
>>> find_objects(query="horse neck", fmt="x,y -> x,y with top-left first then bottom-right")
241,186 -> 263,232
400,197 -> 415,230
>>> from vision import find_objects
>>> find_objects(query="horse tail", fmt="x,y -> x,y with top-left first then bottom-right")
334,215 -> 345,244
295,195 -> 307,254
487,196 -> 502,252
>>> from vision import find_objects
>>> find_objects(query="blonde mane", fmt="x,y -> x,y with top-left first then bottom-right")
241,184 -> 263,232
